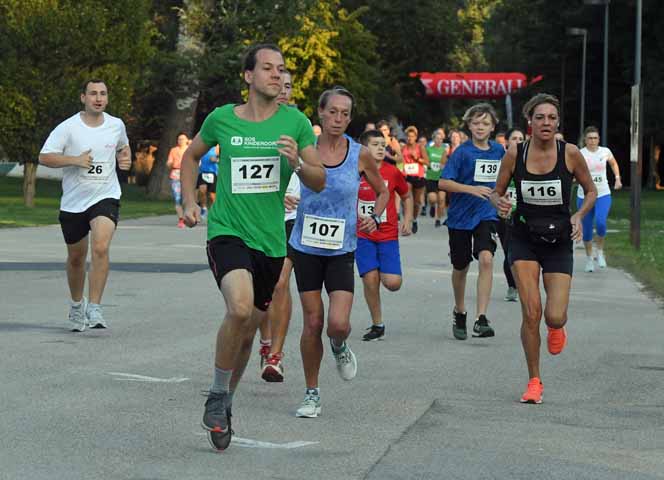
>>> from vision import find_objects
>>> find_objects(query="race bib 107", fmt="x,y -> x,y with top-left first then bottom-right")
301,214 -> 346,250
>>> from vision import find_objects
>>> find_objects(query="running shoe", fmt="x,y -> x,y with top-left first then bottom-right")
429,206 -> 435,217
259,343 -> 270,370
584,257 -> 594,273
421,206 -> 427,217
362,325 -> 385,341
261,352 -> 284,382
68,298 -> 87,332
202,391 -> 232,450
331,340 -> 357,381
452,309 -> 467,340
547,326 -> 567,355
412,221 -> 418,234
597,251 -> 607,268
200,207 -> 207,217
86,303 -> 107,329
473,314 -> 495,337
504,287 -> 518,302
520,377 -> 543,404
434,219 -> 441,228
296,389 -> 321,418
177,218 -> 185,229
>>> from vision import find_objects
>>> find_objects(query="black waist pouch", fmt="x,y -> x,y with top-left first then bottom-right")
522,216 -> 570,245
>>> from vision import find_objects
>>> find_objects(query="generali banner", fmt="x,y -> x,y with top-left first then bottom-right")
410,72 -> 543,99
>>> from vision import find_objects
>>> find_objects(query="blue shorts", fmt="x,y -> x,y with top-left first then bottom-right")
355,238 -> 402,277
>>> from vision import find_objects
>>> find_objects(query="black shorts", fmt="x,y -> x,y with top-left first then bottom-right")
425,179 -> 440,194
196,172 -> 217,193
448,221 -> 498,270
58,198 -> 120,245
291,250 -> 355,293
509,228 -> 574,276
285,219 -> 296,261
405,175 -> 426,189
206,235 -> 284,311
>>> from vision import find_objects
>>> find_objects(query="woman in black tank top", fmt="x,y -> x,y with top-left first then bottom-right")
490,93 -> 597,405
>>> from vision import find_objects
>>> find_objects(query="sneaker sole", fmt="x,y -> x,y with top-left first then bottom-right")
362,335 -> 385,341
519,397 -> 543,404
261,366 -> 284,383
472,330 -> 495,338
453,331 -> 467,340
201,423 -> 232,451
89,323 -> 107,329
296,407 -> 321,418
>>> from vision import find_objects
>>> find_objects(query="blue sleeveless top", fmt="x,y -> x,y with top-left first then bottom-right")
289,135 -> 361,256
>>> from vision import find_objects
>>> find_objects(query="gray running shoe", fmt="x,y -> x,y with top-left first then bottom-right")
452,309 -> 467,340
86,303 -> 107,329
331,340 -> 357,381
202,391 -> 232,450
296,389 -> 321,418
68,298 -> 87,332
504,287 -> 518,302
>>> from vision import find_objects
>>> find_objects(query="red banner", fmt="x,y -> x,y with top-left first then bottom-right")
410,72 -> 542,99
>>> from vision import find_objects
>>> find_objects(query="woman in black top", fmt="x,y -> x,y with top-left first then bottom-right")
491,93 -> 597,405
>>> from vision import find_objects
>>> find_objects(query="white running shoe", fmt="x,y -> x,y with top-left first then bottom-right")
86,303 -> 107,329
332,341 -> 357,381
504,287 -> 518,302
584,257 -> 595,273
295,389 -> 321,418
597,251 -> 607,268
68,298 -> 87,332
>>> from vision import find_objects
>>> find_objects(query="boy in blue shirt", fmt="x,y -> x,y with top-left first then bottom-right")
439,103 -> 504,340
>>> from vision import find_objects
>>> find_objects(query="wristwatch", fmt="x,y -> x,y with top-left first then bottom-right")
293,158 -> 304,174
370,213 -> 382,228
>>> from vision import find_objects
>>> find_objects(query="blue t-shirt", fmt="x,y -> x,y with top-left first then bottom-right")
199,147 -> 218,174
290,135 -> 361,256
441,140 -> 504,230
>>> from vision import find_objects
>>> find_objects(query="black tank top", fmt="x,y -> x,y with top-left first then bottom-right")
514,139 -> 573,224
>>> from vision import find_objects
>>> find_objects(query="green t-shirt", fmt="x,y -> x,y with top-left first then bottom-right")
425,144 -> 447,181
200,104 -> 316,257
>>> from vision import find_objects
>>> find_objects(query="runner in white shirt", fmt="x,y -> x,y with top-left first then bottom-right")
39,79 -> 131,331
577,126 -> 622,272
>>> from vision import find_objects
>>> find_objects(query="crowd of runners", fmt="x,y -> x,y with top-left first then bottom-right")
39,42 -> 633,451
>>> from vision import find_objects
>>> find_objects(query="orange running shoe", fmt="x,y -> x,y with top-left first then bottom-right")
520,377 -> 543,404
547,326 -> 567,355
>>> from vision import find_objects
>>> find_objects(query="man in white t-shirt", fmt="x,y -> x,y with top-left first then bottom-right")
39,79 -> 131,332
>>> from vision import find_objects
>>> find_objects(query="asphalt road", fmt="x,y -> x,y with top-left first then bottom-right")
1,214 -> 662,480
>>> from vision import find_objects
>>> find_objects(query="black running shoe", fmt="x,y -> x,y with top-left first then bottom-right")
429,206 -> 435,217
202,391 -> 232,451
473,314 -> 495,338
362,325 -> 385,341
435,219 -> 441,228
452,310 -> 467,340
421,206 -> 427,217
412,221 -> 418,234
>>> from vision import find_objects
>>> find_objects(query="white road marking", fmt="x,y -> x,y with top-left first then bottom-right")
194,433 -> 318,449
107,372 -> 189,383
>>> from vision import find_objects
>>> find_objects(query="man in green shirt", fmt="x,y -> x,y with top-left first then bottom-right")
180,43 -> 325,451
425,128 -> 449,227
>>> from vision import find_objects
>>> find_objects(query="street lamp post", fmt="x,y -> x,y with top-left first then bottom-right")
584,0 -> 611,145
631,0 -> 643,249
566,27 -> 587,144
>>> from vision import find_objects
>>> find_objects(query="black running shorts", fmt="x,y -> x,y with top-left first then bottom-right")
291,249 -> 355,293
509,227 -> 574,276
206,235 -> 284,311
285,219 -> 296,261
58,198 -> 120,245
448,220 -> 498,271
425,179 -> 440,194
405,175 -> 426,189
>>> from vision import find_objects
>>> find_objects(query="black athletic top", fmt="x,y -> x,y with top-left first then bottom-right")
513,139 -> 573,228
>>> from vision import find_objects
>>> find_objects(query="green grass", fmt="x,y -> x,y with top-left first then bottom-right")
0,176 -> 173,228
603,189 -> 664,301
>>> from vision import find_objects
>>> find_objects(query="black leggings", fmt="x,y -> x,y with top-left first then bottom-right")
496,219 -> 516,288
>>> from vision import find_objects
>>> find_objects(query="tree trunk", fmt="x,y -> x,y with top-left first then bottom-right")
23,162 -> 37,208
146,1 -> 206,199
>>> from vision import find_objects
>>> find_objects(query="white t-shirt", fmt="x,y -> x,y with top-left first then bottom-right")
40,112 -> 129,212
284,172 -> 300,222
578,146 -> 613,199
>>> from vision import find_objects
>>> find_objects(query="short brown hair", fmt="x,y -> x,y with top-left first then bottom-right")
462,103 -> 498,126
405,125 -> 418,137
522,93 -> 560,120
